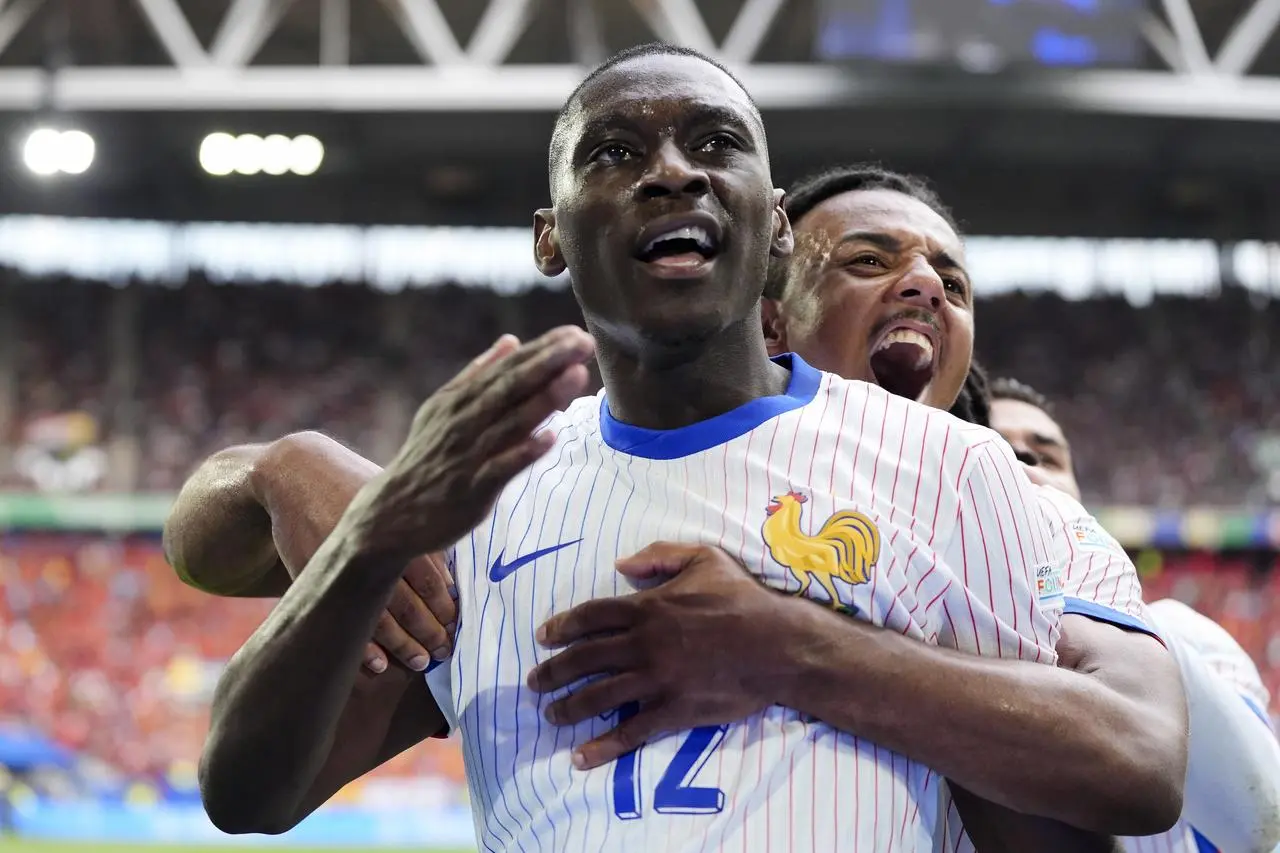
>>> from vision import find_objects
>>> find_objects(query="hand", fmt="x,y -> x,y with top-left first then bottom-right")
353,327 -> 595,562
526,542 -> 779,770
362,551 -> 456,674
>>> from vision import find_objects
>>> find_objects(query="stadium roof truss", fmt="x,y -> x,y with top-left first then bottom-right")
0,0 -> 1279,121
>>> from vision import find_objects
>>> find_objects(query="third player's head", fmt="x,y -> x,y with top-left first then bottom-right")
535,43 -> 792,363
988,378 -> 1081,501
761,165 -> 972,410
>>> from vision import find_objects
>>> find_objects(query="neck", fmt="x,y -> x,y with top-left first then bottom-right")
595,315 -> 791,430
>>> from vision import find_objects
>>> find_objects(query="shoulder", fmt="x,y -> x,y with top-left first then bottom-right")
820,372 -> 1007,466
1147,599 -> 1251,660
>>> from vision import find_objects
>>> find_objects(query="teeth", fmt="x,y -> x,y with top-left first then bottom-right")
643,225 -> 712,255
874,328 -> 935,368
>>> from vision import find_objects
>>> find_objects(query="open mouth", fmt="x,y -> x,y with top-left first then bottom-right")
634,223 -> 721,276
869,328 -> 937,402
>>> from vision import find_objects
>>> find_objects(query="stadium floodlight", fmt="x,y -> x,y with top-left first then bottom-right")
232,133 -> 264,176
288,134 -> 324,176
199,132 -> 324,177
198,132 -> 237,176
22,127 -> 96,177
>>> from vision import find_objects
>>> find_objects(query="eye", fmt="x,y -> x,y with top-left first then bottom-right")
590,142 -> 635,165
943,277 -> 967,295
694,133 -> 741,154
848,254 -> 886,270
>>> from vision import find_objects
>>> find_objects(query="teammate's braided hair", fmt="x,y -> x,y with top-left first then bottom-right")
548,42 -> 759,179
765,164 -> 959,299
989,377 -> 1054,416
948,361 -> 991,428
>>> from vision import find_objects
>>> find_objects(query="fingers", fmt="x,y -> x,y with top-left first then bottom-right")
614,541 -> 706,581
363,641 -> 389,675
450,334 -> 521,386
536,597 -> 640,649
385,576 -> 453,664
473,363 -> 590,461
370,607 -> 432,673
466,327 -> 594,420
542,673 -> 653,727
470,430 -> 558,497
572,706 -> 671,771
402,553 -> 458,653
527,633 -> 638,694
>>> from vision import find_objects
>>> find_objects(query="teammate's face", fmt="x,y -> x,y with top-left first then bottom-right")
535,54 -> 791,358
762,189 -> 972,410
990,398 -> 1081,501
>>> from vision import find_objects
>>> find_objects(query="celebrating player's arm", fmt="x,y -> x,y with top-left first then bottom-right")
180,328 -> 594,834
526,437 -> 1184,840
165,433 -> 457,675
1143,599 -> 1280,853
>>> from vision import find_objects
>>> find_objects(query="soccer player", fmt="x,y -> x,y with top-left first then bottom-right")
526,164 -> 1186,848
181,44 -> 1065,851
989,377 -> 1280,853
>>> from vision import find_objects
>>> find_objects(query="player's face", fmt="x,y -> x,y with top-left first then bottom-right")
535,54 -> 791,357
990,398 -> 1082,501
762,189 -> 972,410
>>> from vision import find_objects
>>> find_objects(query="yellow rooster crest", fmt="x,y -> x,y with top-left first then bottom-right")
762,491 -> 880,607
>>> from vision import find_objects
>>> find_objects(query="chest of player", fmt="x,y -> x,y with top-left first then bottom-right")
453,436 -> 950,635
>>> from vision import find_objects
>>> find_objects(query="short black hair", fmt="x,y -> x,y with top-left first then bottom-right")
548,42 -> 758,180
990,377 -> 1053,415
765,165 -> 958,299
948,361 -> 991,428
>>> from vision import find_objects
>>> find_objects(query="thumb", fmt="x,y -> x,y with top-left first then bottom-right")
615,541 -> 703,581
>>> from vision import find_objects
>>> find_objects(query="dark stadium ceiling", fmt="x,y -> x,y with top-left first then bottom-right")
0,0 -> 1279,238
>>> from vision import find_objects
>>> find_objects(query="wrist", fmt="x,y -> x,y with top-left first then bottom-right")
747,592 -> 841,707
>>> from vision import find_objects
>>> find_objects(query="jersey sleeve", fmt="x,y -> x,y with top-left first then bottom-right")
1035,487 -> 1160,642
930,438 -> 1061,665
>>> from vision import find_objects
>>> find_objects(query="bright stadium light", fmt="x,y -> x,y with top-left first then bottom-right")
232,133 -> 264,175
198,132 -> 236,176
288,134 -> 324,176
22,127 -> 95,177
199,132 -> 324,177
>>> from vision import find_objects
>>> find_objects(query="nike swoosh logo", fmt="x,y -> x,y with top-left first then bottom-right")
489,539 -> 582,583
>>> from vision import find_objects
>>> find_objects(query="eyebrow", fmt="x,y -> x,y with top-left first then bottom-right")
835,230 -> 968,276
1028,431 -> 1068,452
575,103 -> 755,150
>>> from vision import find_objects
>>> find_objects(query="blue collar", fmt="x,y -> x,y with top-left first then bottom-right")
598,353 -> 822,460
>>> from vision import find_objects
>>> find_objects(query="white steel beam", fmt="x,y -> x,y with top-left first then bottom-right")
319,0 -> 349,66
1138,10 -> 1187,72
1216,0 -> 1280,76
567,0 -> 605,66
467,0 -> 539,66
1158,0 -> 1212,73
384,0 -> 465,66
721,0 -> 787,63
133,0 -> 209,68
7,66 -> 1280,122
0,0 -> 43,60
628,0 -> 717,56
210,0 -> 296,67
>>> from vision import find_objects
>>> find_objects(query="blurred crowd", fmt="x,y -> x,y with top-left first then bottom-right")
0,534 -> 467,807
3,275 -> 1276,505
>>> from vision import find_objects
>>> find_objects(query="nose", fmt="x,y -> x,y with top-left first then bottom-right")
894,257 -> 946,310
639,141 -> 710,200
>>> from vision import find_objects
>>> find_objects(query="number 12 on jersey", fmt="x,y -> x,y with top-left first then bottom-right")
608,702 -> 729,820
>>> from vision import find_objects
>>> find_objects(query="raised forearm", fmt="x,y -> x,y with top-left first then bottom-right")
199,483 -> 414,834
763,597 -> 1177,834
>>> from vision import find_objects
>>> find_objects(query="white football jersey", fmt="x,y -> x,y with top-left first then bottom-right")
1123,599 -> 1278,853
938,485 -> 1162,852
427,355 -> 1062,853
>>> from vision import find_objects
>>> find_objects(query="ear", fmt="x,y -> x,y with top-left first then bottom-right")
770,187 -> 794,259
534,209 -> 567,278
760,297 -> 788,357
